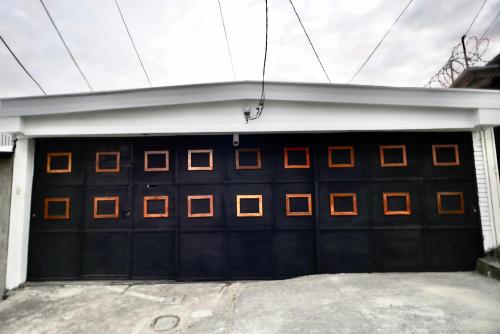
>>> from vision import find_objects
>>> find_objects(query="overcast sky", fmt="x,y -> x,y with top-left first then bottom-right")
0,0 -> 499,98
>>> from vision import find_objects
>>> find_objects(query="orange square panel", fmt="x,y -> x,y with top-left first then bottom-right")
96,152 -> 121,173
46,152 -> 72,174
383,192 -> 411,216
328,146 -> 355,168
144,150 -> 169,172
187,195 -> 214,218
44,197 -> 70,220
235,148 -> 262,170
379,145 -> 407,167
188,149 -> 213,171
432,144 -> 460,167
284,147 -> 310,169
143,195 -> 169,218
330,193 -> 358,216
285,194 -> 313,216
437,192 -> 465,215
93,196 -> 120,219
236,195 -> 263,217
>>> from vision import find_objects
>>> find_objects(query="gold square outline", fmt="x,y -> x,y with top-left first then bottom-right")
188,149 -> 214,171
235,148 -> 262,170
285,193 -> 313,216
379,145 -> 408,167
44,197 -> 70,220
187,195 -> 214,218
330,193 -> 358,216
144,150 -> 170,172
46,152 -> 72,174
96,152 -> 121,173
284,147 -> 311,169
437,192 -> 465,215
143,195 -> 169,218
328,146 -> 355,168
236,195 -> 263,217
432,144 -> 460,167
383,192 -> 411,216
93,196 -> 120,219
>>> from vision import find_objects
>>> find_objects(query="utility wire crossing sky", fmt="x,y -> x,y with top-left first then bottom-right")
0,0 -> 499,99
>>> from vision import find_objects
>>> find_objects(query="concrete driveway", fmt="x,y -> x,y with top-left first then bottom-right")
0,272 -> 499,334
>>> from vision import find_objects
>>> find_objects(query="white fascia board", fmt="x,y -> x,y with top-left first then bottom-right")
0,81 -> 499,117
0,117 -> 23,134
18,101 -> 480,137
476,108 -> 500,126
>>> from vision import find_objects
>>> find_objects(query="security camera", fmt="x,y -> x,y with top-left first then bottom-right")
243,107 -> 251,123
233,133 -> 240,147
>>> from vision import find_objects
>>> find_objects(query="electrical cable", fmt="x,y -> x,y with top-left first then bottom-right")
348,0 -> 414,84
217,0 -> 237,80
287,0 -> 332,84
248,0 -> 268,121
0,35 -> 47,95
465,0 -> 488,35
114,0 -> 152,87
481,9 -> 500,38
39,0 -> 93,91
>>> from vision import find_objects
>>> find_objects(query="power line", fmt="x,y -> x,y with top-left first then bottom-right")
465,0 -> 488,35
39,0 -> 93,91
481,9 -> 500,38
348,0 -> 414,84
216,0 -> 236,80
0,35 -> 47,95
287,0 -> 332,84
114,0 -> 152,87
259,0 -> 268,107
247,0 -> 268,122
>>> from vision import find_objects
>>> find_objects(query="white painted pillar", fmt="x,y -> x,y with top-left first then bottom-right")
472,128 -> 500,252
6,138 -> 34,289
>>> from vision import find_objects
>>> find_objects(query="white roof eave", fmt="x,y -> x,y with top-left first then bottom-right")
0,80 -> 499,117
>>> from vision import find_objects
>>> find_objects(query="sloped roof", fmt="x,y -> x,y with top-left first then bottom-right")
1,80 -> 499,118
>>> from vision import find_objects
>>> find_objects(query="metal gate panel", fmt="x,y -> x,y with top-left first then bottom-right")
81,232 -> 128,278
319,231 -> 373,273
131,232 -> 175,279
178,232 -> 225,280
228,231 -> 273,279
27,132 -> 484,281
28,233 -> 79,279
276,231 -> 316,277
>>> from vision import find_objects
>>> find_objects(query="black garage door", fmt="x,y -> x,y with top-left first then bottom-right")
28,132 -> 483,281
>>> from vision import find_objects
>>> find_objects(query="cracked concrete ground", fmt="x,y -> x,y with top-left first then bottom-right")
0,272 -> 499,334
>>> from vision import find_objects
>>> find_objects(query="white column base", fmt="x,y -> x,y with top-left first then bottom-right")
472,128 -> 500,252
6,138 -> 34,290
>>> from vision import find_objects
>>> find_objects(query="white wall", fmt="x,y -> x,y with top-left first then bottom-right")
473,128 -> 500,251
6,138 -> 34,289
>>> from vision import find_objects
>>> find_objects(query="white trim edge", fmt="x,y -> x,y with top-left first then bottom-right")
473,128 -> 500,251
6,138 -> 34,289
